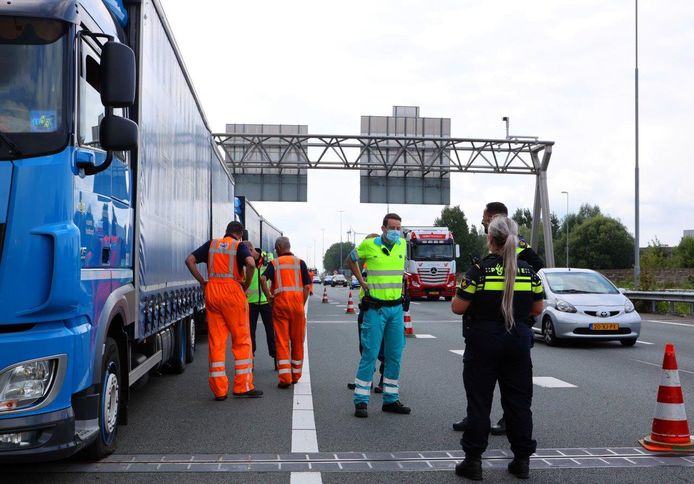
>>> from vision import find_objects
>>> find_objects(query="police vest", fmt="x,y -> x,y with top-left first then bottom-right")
271,255 -> 304,296
365,239 -> 405,301
207,237 -> 243,283
516,236 -> 530,255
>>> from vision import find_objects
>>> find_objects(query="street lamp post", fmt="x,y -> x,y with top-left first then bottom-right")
321,228 -> 325,272
338,210 -> 344,274
562,191 -> 569,268
634,0 -> 641,287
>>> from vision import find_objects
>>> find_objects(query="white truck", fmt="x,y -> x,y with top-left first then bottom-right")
403,226 -> 459,301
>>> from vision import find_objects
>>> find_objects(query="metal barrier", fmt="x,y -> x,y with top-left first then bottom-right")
622,290 -> 694,316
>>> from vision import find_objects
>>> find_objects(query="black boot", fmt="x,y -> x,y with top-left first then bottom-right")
455,456 -> 482,480
490,416 -> 506,436
452,417 -> 468,431
507,456 -> 530,479
354,402 -> 368,418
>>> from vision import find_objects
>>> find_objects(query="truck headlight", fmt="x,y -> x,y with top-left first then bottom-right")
625,299 -> 635,313
0,359 -> 58,412
555,299 -> 577,313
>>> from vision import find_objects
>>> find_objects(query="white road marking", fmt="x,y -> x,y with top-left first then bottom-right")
414,334 -> 436,339
449,350 -> 465,356
633,359 -> 694,376
291,303 -> 322,483
533,377 -> 577,388
636,340 -> 654,345
643,319 -> 694,328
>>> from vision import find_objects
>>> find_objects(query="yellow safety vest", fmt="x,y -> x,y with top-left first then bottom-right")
363,238 -> 405,301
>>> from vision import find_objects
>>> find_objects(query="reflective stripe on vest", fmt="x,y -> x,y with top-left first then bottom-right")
208,237 -> 241,281
365,240 -> 405,300
273,256 -> 304,294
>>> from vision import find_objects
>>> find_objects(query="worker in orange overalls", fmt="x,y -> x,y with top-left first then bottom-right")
185,221 -> 263,400
308,269 -> 315,296
260,236 -> 311,388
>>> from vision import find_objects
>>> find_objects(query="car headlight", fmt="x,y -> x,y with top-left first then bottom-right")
625,299 -> 635,313
0,359 -> 58,412
555,299 -> 577,313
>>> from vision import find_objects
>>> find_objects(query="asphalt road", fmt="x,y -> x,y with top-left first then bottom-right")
5,285 -> 694,483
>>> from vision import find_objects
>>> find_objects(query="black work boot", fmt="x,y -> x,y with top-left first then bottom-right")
382,401 -> 411,414
455,455 -> 482,480
452,417 -> 468,431
507,456 -> 530,479
233,388 -> 263,398
354,402 -> 368,418
490,416 -> 506,435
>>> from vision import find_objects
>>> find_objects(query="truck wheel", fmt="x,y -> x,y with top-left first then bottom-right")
444,296 -> 453,301
84,337 -> 121,460
170,319 -> 186,374
185,315 -> 196,363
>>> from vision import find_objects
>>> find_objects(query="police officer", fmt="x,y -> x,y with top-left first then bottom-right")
346,214 -> 410,418
242,241 -> 277,368
451,216 -> 544,480
453,201 -> 544,435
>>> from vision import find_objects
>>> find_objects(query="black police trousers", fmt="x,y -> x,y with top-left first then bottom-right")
249,303 -> 276,358
461,322 -> 536,458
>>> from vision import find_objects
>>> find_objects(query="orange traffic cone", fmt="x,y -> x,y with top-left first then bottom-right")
404,311 -> 414,337
322,286 -> 329,303
639,343 -> 694,452
345,291 -> 355,314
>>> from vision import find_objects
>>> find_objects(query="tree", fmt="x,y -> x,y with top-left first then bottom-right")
567,215 -> 634,269
674,236 -> 694,268
434,206 -> 481,269
641,237 -> 672,270
512,208 -> 533,229
323,241 -> 355,273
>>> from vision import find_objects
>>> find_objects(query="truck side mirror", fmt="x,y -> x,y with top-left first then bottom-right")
100,41 -> 136,107
100,114 -> 138,151
455,244 -> 460,258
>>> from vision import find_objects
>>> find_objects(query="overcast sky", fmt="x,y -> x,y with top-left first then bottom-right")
159,0 -> 692,270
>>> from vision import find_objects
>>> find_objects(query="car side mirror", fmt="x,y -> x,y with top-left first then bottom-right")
100,41 -> 136,107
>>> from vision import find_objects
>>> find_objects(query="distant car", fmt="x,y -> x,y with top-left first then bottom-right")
351,276 -> 360,289
323,275 -> 333,286
532,268 -> 641,347
332,274 -> 348,287
312,275 -> 321,284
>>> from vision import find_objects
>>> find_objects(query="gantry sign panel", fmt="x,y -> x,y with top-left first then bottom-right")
360,106 -> 451,205
223,124 -> 308,202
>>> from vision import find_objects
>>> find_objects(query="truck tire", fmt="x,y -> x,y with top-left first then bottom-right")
169,319 -> 186,374
84,337 -> 121,460
185,315 -> 196,363
444,296 -> 453,301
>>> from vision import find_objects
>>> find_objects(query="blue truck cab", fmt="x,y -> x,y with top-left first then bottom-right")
0,0 -> 233,461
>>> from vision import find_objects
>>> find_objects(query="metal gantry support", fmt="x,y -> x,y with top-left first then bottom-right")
213,133 -> 556,266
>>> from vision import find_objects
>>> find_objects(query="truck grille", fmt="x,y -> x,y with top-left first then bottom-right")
418,268 -> 449,285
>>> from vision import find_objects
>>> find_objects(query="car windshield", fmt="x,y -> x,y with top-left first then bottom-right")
545,271 -> 619,295
411,243 -> 454,261
0,17 -> 67,157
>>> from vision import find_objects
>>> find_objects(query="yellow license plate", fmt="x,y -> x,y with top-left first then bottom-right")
430,291 -> 439,296
590,323 -> 619,331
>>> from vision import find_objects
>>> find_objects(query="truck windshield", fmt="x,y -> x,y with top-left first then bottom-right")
0,16 -> 68,158
411,244 -> 454,260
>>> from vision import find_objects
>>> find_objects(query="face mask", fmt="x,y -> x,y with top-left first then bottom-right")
386,230 -> 401,243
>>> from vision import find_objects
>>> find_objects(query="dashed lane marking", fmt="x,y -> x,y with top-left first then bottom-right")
643,319 -> 694,327
636,340 -> 654,345
449,350 -> 465,356
633,359 -> 694,376
414,334 -> 436,339
532,377 -> 577,388
17,447 -> 693,473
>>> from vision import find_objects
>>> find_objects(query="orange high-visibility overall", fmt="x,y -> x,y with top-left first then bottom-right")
206,237 -> 254,397
271,255 -> 307,385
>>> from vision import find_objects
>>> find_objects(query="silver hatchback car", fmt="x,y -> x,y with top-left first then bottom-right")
532,268 -> 641,346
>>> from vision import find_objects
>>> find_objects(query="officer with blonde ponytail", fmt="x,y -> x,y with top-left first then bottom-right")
451,216 -> 545,481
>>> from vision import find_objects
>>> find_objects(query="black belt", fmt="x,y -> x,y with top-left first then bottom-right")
361,295 -> 404,309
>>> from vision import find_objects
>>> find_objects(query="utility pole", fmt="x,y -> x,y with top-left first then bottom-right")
338,210 -> 344,274
562,191 -> 569,268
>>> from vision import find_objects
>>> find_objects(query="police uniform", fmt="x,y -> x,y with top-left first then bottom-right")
246,250 -> 276,361
517,235 -> 544,272
352,236 -> 407,408
456,254 -> 544,460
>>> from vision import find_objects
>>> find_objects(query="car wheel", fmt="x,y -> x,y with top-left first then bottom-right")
543,317 -> 559,346
620,338 -> 637,347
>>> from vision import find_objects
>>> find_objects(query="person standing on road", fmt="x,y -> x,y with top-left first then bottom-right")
451,216 -> 544,480
242,241 -> 277,369
453,201 -> 545,435
185,221 -> 263,400
347,214 -> 411,418
346,234 -> 386,393
260,237 -> 311,388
